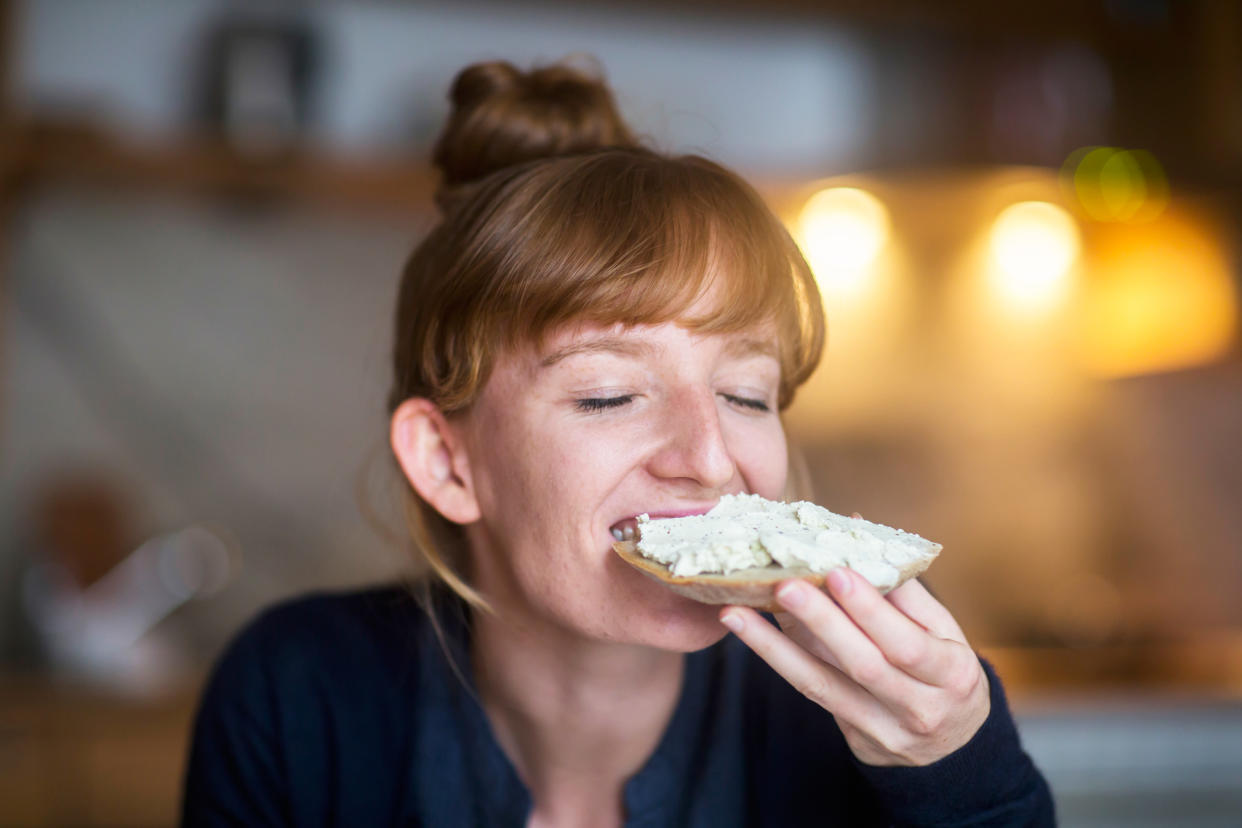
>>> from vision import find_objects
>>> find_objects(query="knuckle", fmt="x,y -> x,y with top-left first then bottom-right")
847,657 -> 885,687
800,674 -> 836,708
877,728 -> 922,765
904,706 -> 943,737
889,638 -> 928,671
947,655 -> 983,698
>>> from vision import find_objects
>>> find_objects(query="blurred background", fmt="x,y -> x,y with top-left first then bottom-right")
1,1 -> 1240,825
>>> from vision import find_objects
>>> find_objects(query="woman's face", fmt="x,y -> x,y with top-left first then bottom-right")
455,318 -> 789,651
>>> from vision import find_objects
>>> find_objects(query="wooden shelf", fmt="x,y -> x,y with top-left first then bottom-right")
0,677 -> 200,827
981,633 -> 1242,707
0,119 -> 438,214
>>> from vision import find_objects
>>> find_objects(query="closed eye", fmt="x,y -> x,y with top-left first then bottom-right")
575,395 -> 635,412
721,393 -> 771,412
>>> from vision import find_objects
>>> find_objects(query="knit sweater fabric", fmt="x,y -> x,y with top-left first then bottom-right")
183,585 -> 1054,827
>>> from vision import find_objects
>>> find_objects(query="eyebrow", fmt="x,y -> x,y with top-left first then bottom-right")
722,337 -> 780,361
538,334 -> 780,368
539,337 -> 654,367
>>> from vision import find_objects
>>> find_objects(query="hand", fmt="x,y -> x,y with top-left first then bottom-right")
719,568 -> 990,767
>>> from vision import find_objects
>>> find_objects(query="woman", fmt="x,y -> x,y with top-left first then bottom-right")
183,60 -> 1053,827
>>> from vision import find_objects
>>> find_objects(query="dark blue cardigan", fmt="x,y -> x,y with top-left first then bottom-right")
182,585 -> 1054,826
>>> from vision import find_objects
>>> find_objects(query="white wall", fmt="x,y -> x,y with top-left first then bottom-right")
4,0 -> 876,656
15,0 -> 874,175
2,188 -> 423,653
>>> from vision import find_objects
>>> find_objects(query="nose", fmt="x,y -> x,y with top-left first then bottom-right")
647,387 -> 736,491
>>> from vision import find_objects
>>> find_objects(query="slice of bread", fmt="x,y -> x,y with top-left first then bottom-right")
613,501 -> 940,611
615,540 -> 826,610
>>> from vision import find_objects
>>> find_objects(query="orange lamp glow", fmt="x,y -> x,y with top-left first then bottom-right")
1079,215 -> 1237,377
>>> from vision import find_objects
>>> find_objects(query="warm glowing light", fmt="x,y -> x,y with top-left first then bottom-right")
797,187 -> 890,295
988,201 -> 1080,313
1080,215 -> 1237,377
1064,146 -> 1168,222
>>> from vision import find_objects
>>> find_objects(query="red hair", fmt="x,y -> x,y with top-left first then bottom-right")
388,60 -> 825,603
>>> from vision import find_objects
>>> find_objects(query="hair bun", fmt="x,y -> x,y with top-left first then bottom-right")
432,59 -> 637,206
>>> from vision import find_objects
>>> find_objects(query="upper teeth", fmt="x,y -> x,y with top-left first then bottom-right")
611,523 -> 637,542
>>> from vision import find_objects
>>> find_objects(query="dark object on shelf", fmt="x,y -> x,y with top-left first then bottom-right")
195,15 -> 321,159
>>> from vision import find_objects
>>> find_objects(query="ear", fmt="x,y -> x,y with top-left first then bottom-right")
390,398 -> 481,525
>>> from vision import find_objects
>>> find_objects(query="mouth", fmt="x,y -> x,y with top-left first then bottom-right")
610,517 -> 639,542
608,504 -> 719,543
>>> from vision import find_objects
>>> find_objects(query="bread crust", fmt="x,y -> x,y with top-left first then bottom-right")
613,540 -> 936,612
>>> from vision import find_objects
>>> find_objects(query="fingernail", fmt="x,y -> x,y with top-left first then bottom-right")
720,612 -> 743,633
776,582 -> 806,610
827,568 -> 852,597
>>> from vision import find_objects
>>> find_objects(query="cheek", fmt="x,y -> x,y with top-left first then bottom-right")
467,405 -> 617,544
733,421 -> 788,499
524,416 -> 628,506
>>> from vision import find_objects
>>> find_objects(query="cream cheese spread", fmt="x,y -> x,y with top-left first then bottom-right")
634,493 -> 940,592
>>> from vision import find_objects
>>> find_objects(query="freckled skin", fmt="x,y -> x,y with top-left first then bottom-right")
431,320 -> 991,777
455,321 -> 789,652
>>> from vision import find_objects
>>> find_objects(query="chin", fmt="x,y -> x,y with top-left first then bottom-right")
645,615 -> 731,653
615,588 -> 732,653
588,555 -> 731,651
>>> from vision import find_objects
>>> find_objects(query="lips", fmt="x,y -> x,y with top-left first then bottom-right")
608,504 -> 719,543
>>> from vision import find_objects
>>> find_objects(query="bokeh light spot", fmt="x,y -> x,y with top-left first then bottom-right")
1065,146 -> 1168,222
797,187 -> 890,296
988,201 -> 1081,313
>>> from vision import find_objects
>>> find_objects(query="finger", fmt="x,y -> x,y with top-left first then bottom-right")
885,578 -> 969,645
825,568 -> 965,686
773,579 -> 925,707
773,610 -> 843,671
719,606 -> 882,724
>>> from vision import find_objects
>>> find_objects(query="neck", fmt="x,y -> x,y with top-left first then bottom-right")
470,599 -> 684,828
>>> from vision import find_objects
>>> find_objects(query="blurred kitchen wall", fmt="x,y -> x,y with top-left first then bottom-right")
2,0 -> 879,674
14,0 -> 873,171
2,0 -> 1240,672
2,1 -> 1242,823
